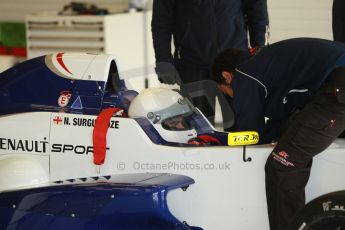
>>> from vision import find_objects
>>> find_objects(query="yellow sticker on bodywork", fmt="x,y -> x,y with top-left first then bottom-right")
228,131 -> 259,146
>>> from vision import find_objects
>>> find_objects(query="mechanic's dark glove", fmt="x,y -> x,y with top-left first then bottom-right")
155,62 -> 182,85
188,135 -> 221,146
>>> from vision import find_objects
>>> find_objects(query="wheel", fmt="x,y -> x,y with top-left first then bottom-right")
287,191 -> 345,230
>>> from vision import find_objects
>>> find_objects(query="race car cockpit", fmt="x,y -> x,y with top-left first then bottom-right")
0,52 -> 257,148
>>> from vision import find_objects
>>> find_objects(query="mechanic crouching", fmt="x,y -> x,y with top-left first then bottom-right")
211,38 -> 345,230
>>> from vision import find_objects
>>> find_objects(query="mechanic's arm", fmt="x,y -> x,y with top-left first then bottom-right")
151,0 -> 175,64
242,0 -> 269,47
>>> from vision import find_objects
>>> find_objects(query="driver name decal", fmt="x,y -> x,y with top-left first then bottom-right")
52,116 -> 119,129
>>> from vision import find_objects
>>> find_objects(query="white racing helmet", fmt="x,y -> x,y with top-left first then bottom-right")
128,88 -> 198,143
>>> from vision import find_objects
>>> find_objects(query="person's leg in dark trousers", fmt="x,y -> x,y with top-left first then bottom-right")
265,67 -> 345,230
333,0 -> 345,43
333,0 -> 345,137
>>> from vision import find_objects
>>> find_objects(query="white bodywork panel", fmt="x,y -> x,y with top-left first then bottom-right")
1,112 -> 345,229
45,53 -> 120,81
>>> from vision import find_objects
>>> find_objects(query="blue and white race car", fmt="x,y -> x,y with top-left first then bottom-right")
0,53 -> 344,230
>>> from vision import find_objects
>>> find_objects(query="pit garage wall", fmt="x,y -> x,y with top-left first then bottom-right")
0,0 -> 333,39
0,0 -> 131,22
0,0 -> 334,82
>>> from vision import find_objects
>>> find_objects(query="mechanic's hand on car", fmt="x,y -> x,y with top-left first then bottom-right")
188,135 -> 221,146
155,62 -> 182,85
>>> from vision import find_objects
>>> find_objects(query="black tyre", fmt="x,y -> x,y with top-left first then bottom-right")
287,190 -> 345,230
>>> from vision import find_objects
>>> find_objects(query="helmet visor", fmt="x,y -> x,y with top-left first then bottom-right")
161,114 -> 192,131
147,97 -> 194,124
146,95 -> 214,133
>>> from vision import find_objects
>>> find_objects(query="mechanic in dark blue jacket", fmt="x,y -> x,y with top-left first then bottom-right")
151,0 -> 269,124
333,0 -> 345,43
212,38 -> 345,230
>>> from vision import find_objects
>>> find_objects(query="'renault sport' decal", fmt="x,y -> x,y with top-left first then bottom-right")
0,137 -> 110,155
51,144 -> 109,155
0,137 -> 48,153
52,115 -> 119,129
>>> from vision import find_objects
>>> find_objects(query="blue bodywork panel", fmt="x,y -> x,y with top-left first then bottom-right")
0,55 -> 136,116
0,173 -> 201,230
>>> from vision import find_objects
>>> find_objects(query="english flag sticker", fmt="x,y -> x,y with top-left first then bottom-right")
53,116 -> 63,125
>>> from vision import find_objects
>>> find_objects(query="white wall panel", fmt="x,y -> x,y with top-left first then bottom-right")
267,0 -> 333,43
